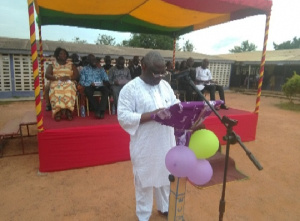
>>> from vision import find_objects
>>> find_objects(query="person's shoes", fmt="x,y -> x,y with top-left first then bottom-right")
46,105 -> 52,111
54,112 -> 61,122
95,112 -> 101,119
158,211 -> 168,217
66,110 -> 73,121
220,104 -> 229,110
100,111 -> 105,119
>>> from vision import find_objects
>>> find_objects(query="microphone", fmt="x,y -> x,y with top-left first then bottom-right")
172,68 -> 191,80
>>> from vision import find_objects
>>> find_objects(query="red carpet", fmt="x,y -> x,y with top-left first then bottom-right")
38,104 -> 257,172
205,108 -> 258,145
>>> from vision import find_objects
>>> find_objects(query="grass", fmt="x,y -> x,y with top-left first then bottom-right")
275,101 -> 300,112
0,100 -> 34,106
0,101 -> 13,105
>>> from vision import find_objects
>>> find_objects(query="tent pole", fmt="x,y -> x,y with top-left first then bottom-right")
254,12 -> 271,113
168,36 -> 188,221
172,37 -> 176,69
27,0 -> 44,132
247,65 -> 251,89
38,24 -> 45,99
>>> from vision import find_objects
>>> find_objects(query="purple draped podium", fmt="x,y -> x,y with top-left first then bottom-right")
152,100 -> 223,145
152,100 -> 223,221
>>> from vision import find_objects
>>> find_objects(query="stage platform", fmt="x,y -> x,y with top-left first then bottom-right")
38,105 -> 258,172
205,108 -> 258,145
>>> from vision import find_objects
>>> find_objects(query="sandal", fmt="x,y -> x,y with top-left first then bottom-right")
66,110 -> 73,121
54,112 -> 61,122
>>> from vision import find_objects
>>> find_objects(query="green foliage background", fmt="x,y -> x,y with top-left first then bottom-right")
282,72 -> 300,102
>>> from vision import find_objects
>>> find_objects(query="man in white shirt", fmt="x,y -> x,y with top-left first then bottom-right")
195,59 -> 229,110
118,51 -> 179,221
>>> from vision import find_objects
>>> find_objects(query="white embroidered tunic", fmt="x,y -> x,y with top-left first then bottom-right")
195,66 -> 213,91
118,77 -> 179,188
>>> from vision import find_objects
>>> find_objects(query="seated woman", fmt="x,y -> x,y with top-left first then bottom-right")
45,47 -> 79,121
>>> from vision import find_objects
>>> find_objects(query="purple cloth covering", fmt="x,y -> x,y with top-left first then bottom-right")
152,100 -> 223,130
151,100 -> 223,145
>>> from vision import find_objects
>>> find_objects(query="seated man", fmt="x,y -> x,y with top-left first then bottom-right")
79,54 -> 110,119
102,55 -> 113,74
195,59 -> 229,110
163,61 -> 173,84
109,56 -> 131,114
128,56 -> 142,79
177,57 -> 196,101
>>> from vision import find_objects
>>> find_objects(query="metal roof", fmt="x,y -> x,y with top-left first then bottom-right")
218,49 -> 300,65
2,37 -> 299,65
0,37 -> 230,63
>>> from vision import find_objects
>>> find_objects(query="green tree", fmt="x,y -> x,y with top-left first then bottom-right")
95,34 -> 116,45
175,42 -> 181,51
273,37 -> 300,50
73,37 -> 87,44
121,33 -> 179,50
229,40 -> 257,53
182,40 -> 194,52
282,72 -> 300,102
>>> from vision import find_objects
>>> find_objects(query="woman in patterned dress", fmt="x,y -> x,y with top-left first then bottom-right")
45,47 -> 79,121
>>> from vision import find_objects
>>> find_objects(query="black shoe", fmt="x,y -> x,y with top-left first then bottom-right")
220,104 -> 229,110
100,112 -> 105,119
95,112 -> 101,119
158,211 -> 168,217
46,105 -> 52,111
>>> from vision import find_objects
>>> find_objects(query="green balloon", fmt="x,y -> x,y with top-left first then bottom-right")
189,129 -> 219,159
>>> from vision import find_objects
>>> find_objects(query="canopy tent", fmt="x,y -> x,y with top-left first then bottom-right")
27,0 -> 272,129
33,0 -> 272,36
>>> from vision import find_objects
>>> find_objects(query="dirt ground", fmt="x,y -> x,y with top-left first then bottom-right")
0,92 -> 300,221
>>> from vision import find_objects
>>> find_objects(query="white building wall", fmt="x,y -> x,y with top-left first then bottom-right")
209,62 -> 231,88
0,54 -> 11,91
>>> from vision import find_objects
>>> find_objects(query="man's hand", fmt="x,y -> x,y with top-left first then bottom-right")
140,108 -> 165,123
195,80 -> 210,85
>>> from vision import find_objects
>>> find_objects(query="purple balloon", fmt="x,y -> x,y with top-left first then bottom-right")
187,159 -> 213,185
165,145 -> 197,177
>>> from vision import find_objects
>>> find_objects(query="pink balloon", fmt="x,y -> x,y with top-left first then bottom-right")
187,159 -> 213,185
165,145 -> 197,177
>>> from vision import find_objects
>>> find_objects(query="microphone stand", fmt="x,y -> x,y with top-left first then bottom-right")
182,73 -> 263,221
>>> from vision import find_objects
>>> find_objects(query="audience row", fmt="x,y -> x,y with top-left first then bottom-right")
45,47 -> 228,122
